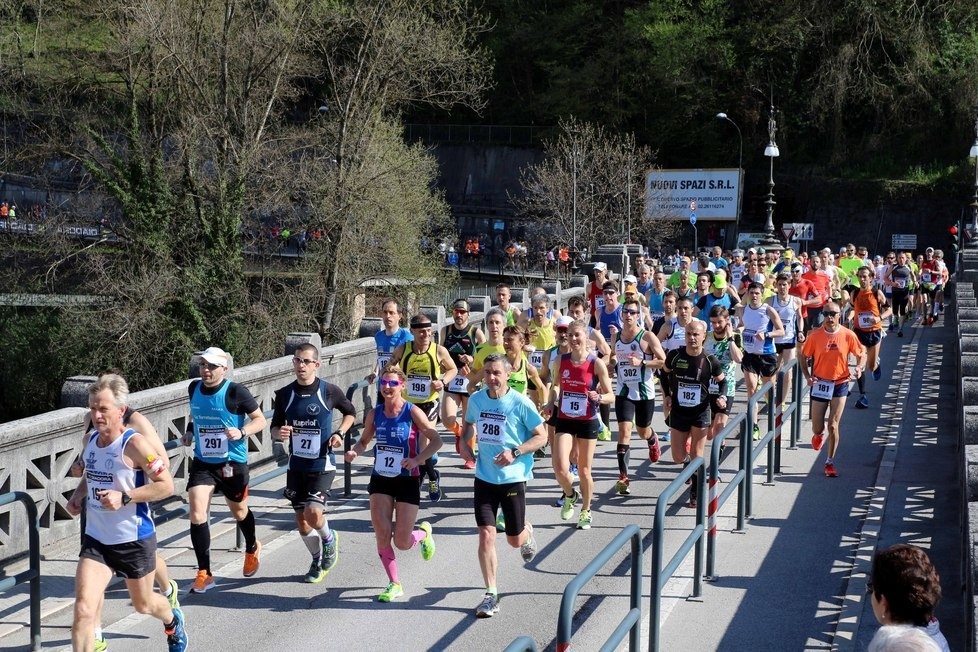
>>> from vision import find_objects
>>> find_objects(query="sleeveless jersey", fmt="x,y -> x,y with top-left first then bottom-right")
598,305 -> 623,343
372,402 -> 421,478
615,330 -> 656,401
705,332 -> 742,397
919,259 -> 939,288
728,263 -> 746,288
556,352 -> 599,421
741,304 -> 776,355
279,379 -> 339,473
191,380 -> 247,463
852,288 -> 883,332
647,290 -> 665,321
770,295 -> 799,345
660,317 -> 687,352
590,281 -> 606,318
401,344 -> 441,404
83,429 -> 155,545
507,354 -> 530,394
890,264 -> 912,291
527,319 -> 556,368
444,324 -> 478,364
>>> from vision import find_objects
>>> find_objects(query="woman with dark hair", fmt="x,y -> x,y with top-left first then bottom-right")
868,544 -> 950,651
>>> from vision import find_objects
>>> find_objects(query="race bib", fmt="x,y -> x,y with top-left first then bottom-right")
595,296 -> 606,311
560,391 -> 588,418
374,445 -> 404,477
447,374 -> 469,394
742,329 -> 756,347
86,471 -> 113,511
731,270 -> 743,286
407,374 -> 431,399
619,363 -> 640,383
377,352 -> 392,370
895,279 -> 907,289
528,349 -> 545,369
677,382 -> 702,407
199,425 -> 228,458
476,412 -> 506,446
857,311 -> 874,329
650,311 -> 664,322
292,428 -> 322,459
920,272 -> 932,284
810,378 -> 834,400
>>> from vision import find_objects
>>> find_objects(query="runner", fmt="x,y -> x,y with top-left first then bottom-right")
768,273 -> 805,407
848,266 -> 891,408
803,255 -> 832,330
525,293 -> 558,408
495,283 -> 522,327
588,262 -> 610,327
661,319 -> 727,507
800,301 -> 866,477
392,315 -> 458,501
271,343 -> 356,583
595,281 -> 622,441
612,295 -> 666,495
459,353 -> 548,618
344,364 -> 441,602
705,306 -> 743,449
66,374 -> 187,652
542,319 -> 615,529
183,346 -> 267,592
366,299 -> 413,393
734,284 -> 785,439
441,299 -> 486,453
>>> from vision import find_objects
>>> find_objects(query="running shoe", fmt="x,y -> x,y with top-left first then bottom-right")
597,425 -> 612,441
243,540 -> 262,577
189,570 -> 215,593
873,364 -> 882,381
825,462 -> 838,478
428,470 -> 443,502
659,432 -> 670,443
569,463 -> 579,478
321,530 -> 339,574
812,433 -> 824,451
165,607 -> 188,652
533,446 -> 547,460
304,559 -> 326,584
855,395 -> 869,409
378,581 -> 404,602
454,435 -> 462,455
576,509 -> 592,530
475,592 -> 500,618
615,474 -> 631,495
649,438 -> 661,463
553,494 -> 565,507
898,329 -> 904,338
560,490 -> 580,521
495,510 -> 506,532
718,442 -> 726,458
689,481 -> 698,508
463,459 -> 476,470
166,579 -> 180,609
752,425 -> 761,441
520,523 -> 537,562
419,521 -> 436,560
94,638 -> 107,652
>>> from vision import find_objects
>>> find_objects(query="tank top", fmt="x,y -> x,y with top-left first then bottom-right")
444,324 -> 478,365
556,352 -> 599,421
615,330 -> 656,401
598,305 -> 623,343
528,319 -> 556,367
280,379 -> 338,473
191,380 -> 247,463
371,402 -> 421,478
890,264 -> 912,291
661,318 -> 687,352
705,331 -> 742,397
83,429 -> 155,544
741,304 -> 776,355
401,344 -> 441,404
507,354 -> 530,394
771,295 -> 799,345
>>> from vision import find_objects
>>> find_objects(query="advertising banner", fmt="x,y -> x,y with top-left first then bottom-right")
645,168 -> 740,221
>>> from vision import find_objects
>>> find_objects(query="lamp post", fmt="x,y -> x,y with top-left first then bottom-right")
759,101 -> 783,252
716,112 -> 743,247
571,133 -> 579,273
969,108 -> 978,235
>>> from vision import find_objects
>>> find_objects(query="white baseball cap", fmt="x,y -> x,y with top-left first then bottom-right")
593,262 -> 608,271
196,346 -> 230,367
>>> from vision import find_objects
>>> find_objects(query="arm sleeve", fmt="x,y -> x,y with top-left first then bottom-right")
326,382 -> 357,418
270,387 -> 288,428
226,382 -> 260,415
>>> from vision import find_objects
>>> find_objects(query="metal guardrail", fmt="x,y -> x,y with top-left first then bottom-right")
705,413 -> 748,580
556,524 -> 644,652
745,380 -> 777,516
0,492 -> 41,651
503,636 -> 540,652
649,459 -> 706,652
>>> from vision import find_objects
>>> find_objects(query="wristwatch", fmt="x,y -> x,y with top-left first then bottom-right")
121,492 -> 132,506
511,447 -> 522,458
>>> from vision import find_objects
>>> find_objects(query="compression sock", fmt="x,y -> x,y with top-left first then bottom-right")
189,522 -> 211,573
302,530 -> 321,559
856,374 -> 866,395
379,546 -> 398,583
410,528 -> 427,548
240,509 -> 257,553
616,444 -> 630,475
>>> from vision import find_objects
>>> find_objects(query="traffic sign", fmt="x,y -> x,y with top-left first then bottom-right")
892,234 -> 917,250
788,222 -> 814,241
781,226 -> 795,241
690,213 -> 697,225
690,200 -> 697,212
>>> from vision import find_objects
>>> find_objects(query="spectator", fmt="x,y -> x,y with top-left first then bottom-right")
868,625 -> 940,652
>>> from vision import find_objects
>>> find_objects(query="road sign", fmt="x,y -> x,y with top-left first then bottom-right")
690,199 -> 697,212
789,222 -> 814,241
690,213 -> 697,225
892,234 -> 917,250
781,226 -> 795,241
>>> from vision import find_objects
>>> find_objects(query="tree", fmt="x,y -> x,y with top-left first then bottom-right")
513,117 -> 678,258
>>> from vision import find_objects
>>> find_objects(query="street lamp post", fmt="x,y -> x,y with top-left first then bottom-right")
969,108 -> 978,235
571,135 -> 579,274
759,101 -> 783,252
716,112 -> 743,247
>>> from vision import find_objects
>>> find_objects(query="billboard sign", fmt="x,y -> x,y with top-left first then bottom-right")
645,168 -> 740,221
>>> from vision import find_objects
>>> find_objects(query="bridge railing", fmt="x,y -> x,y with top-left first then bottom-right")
0,492 -> 41,650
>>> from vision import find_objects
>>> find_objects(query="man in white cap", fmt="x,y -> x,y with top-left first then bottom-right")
183,346 -> 267,593
588,262 -> 609,327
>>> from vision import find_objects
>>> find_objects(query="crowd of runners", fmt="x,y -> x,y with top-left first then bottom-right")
65,241 -> 951,650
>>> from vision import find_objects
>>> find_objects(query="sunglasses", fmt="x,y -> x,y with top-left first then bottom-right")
621,309 -> 641,315
201,362 -> 222,371
379,379 -> 403,388
453,309 -> 468,315
293,357 -> 318,366
556,327 -> 568,332
602,290 -> 617,295
823,311 -> 840,317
